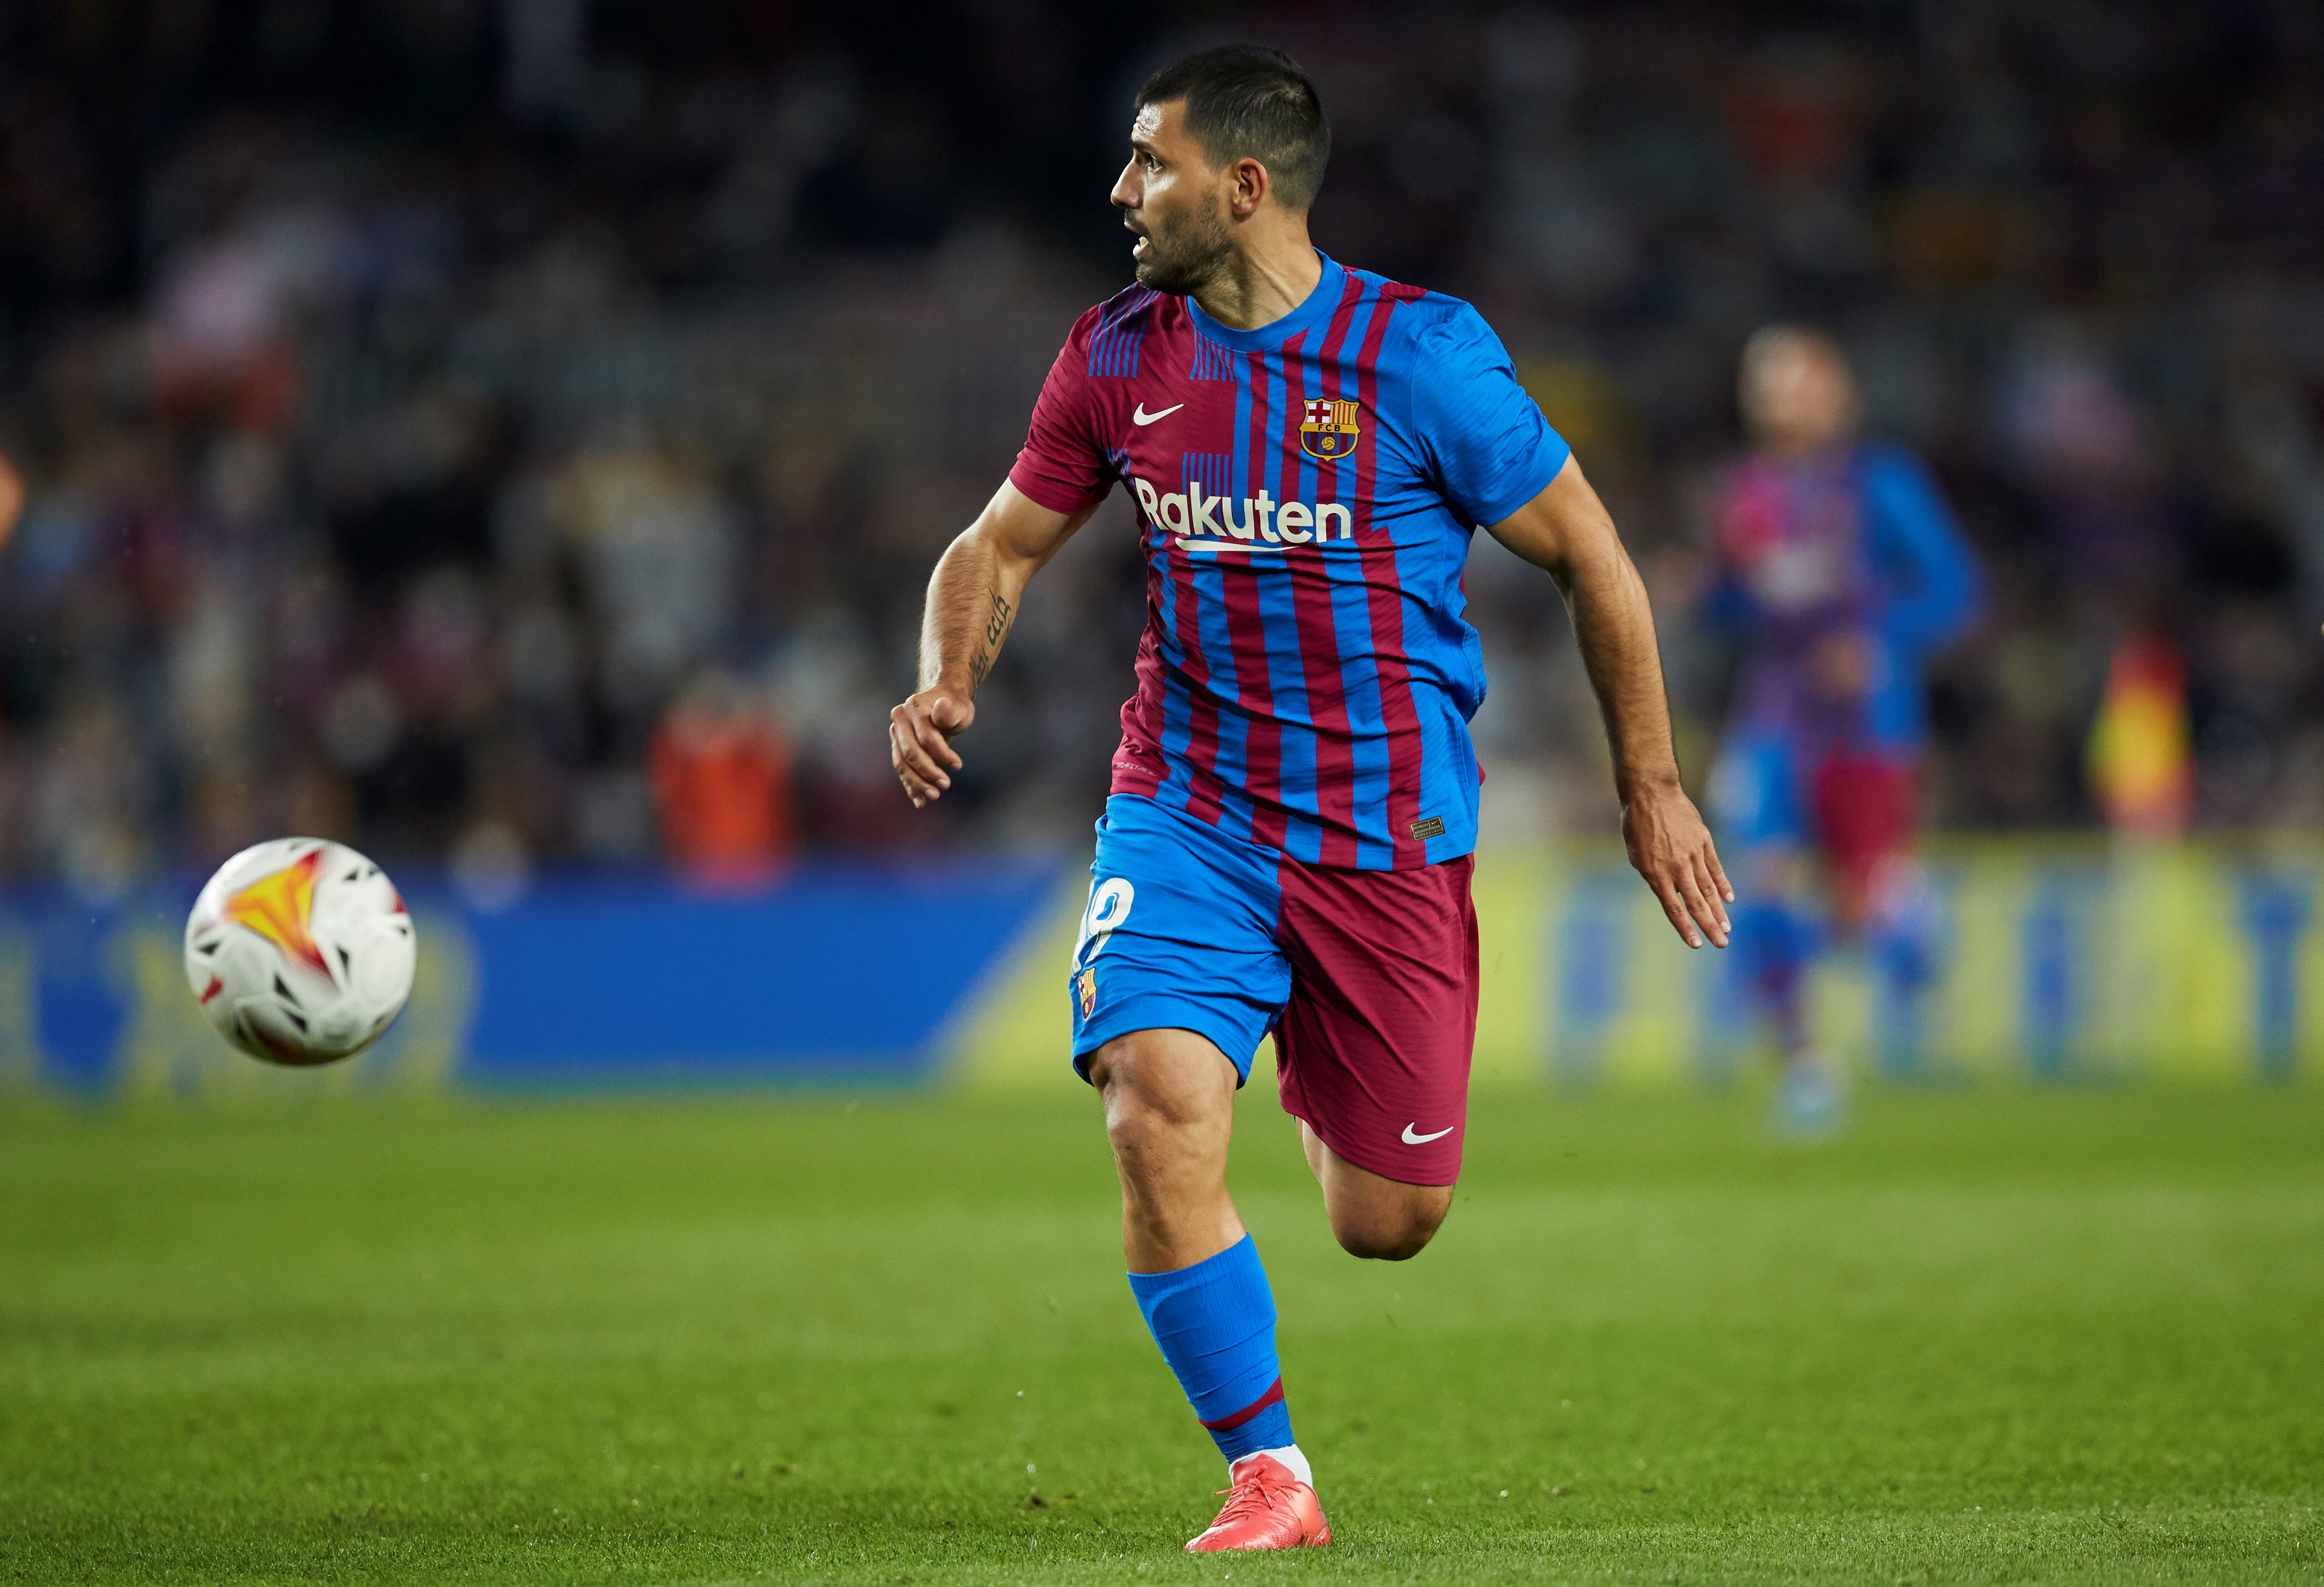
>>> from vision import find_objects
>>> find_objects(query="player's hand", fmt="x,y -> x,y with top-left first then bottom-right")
889,685 -> 975,808
1623,780 -> 1733,950
1809,630 -> 1873,700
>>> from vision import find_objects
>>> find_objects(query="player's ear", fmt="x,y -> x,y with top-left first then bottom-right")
1229,156 -> 1268,219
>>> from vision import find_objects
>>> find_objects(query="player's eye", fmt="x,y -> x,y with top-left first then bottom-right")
1142,153 -> 1162,174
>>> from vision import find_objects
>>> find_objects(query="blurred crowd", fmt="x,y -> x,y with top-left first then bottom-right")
0,1 -> 2317,897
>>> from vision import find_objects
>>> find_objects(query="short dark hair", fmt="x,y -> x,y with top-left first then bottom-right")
1135,45 -> 1331,211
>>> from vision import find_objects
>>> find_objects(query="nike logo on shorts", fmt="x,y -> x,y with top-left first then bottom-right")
1132,402 -> 1184,425
1401,1123 -> 1455,1145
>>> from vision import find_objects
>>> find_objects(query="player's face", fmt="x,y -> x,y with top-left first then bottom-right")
1741,335 -> 1856,456
1111,100 -> 1234,295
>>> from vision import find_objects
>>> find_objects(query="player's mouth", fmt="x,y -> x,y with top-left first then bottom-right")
1126,219 -> 1151,258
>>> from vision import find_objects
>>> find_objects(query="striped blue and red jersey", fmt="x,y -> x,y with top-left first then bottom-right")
1008,252 -> 1569,871
1704,441 -> 1983,757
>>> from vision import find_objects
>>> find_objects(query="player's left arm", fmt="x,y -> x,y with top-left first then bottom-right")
1864,447 -> 1983,653
1486,457 -> 1733,950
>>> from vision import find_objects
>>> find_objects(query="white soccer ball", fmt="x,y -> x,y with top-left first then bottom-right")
183,838 -> 418,1066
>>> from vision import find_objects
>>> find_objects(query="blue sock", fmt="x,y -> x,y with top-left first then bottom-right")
1732,897 -> 1818,1051
1127,1234 -> 1296,1464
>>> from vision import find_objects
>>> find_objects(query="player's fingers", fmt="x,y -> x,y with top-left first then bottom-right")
1703,837 -> 1736,903
888,732 -> 928,807
910,700 -> 966,771
1653,874 -> 1703,949
897,762 -> 939,808
1691,849 -> 1732,935
888,719 -> 946,802
888,707 -> 954,789
920,710 -> 966,770
1677,864 -> 1728,948
890,748 -> 926,807
905,720 -> 959,781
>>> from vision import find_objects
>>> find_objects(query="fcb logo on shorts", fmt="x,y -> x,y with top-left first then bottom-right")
1300,398 -> 1360,461
1076,966 -> 1098,1020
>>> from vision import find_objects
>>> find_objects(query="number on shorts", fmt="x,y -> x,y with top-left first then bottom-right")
1072,878 -> 1136,970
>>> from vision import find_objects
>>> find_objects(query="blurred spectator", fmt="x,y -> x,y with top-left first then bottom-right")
2087,629 -> 2196,839
649,670 -> 796,886
149,228 -> 301,434
548,435 -> 739,717
0,2 -> 2314,884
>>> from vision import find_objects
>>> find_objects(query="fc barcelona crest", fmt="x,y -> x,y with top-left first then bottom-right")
1300,398 -> 1360,461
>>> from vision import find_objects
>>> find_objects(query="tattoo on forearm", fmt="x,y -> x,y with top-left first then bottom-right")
967,591 -> 1013,691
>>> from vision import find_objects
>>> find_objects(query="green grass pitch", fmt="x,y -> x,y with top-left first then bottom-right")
4,1081 -> 2321,1584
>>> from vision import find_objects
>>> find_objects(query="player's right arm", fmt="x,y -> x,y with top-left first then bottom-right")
894,298 -> 1123,808
889,481 -> 1096,808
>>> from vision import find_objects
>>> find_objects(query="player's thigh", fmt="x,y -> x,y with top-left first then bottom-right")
1300,1118 -> 1455,1224
1271,852 -> 1478,1189
1086,1025 -> 1241,1140
1067,794 -> 1291,1089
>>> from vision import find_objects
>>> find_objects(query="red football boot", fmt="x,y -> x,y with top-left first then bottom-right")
1183,1454 -> 1333,1552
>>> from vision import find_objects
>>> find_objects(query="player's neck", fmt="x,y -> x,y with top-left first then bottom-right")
1192,224 -> 1323,332
1758,431 -> 1856,463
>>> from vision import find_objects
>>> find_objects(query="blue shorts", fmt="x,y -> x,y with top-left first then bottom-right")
1069,796 -> 1288,1082
1066,794 -> 1480,1186
1707,729 -> 1811,850
1709,728 -> 1918,885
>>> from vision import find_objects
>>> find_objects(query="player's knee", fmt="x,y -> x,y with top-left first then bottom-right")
1101,1089 -> 1176,1167
1331,1215 -> 1437,1262
1099,1071 -> 1198,1150
1330,1195 -> 1450,1262
1091,1047 -> 1233,1191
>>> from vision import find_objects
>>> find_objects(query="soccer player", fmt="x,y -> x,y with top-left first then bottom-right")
888,46 -> 1730,1550
1702,327 -> 1981,1126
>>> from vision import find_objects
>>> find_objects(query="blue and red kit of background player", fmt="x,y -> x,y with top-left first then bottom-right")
1702,441 -> 1983,1072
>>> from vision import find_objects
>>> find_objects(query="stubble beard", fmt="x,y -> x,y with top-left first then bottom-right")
1132,195 -> 1234,297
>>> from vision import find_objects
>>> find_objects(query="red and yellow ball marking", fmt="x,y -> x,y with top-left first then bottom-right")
219,849 -> 332,979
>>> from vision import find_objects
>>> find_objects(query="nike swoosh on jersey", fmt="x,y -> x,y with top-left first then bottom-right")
1401,1123 -> 1455,1145
1132,402 -> 1184,425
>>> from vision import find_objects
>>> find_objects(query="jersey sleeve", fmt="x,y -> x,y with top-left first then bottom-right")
1862,443 -> 1983,654
1409,303 -> 1571,528
1007,309 -> 1116,515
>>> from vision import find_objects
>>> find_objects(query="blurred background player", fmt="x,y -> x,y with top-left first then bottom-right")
1703,327 -> 1982,1128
